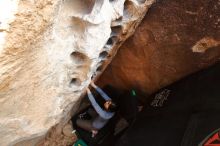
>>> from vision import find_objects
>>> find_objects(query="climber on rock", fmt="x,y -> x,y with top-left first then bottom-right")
76,81 -> 118,137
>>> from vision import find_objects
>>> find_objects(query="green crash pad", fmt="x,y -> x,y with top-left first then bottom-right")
74,139 -> 88,146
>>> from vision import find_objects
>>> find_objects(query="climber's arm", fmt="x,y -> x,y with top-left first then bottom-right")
86,88 -> 113,119
90,81 -> 111,101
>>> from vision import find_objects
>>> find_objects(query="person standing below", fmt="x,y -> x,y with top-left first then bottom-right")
76,81 -> 118,137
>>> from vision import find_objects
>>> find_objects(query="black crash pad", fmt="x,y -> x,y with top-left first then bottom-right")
116,62 -> 220,146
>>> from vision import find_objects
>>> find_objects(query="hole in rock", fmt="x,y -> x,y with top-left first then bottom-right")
96,64 -> 104,72
136,0 -> 146,4
123,1 -> 133,17
69,78 -> 81,87
70,51 -> 88,64
111,25 -> 122,36
64,0 -> 96,15
106,38 -> 113,45
106,36 -> 117,46
99,51 -> 109,60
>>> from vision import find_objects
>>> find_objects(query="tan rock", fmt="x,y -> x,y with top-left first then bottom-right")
62,123 -> 74,137
0,0 -> 155,145
192,37 -> 220,53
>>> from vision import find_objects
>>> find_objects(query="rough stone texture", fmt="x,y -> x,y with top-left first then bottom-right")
0,0 -> 154,145
98,0 -> 220,94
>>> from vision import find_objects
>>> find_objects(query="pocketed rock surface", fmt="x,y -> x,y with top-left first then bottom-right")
0,0 -> 155,145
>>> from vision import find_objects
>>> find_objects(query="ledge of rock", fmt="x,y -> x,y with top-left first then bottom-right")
0,0 -> 155,145
99,0 -> 220,95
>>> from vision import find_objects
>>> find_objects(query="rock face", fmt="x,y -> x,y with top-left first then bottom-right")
0,0 -> 154,145
98,0 -> 220,94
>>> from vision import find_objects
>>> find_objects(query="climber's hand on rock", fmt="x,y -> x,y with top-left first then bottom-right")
86,87 -> 91,94
90,80 -> 97,88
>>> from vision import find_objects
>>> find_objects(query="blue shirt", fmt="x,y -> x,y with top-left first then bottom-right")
87,86 -> 115,129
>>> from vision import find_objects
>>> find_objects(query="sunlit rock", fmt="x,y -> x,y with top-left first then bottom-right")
0,0 -> 154,145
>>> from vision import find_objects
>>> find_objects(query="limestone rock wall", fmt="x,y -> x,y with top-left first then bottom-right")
0,0 -> 155,145
98,0 -> 220,95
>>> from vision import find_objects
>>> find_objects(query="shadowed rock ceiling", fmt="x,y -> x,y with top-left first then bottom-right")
98,0 -> 220,94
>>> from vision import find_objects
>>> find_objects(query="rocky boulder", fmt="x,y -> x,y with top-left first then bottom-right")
0,0 -> 154,145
